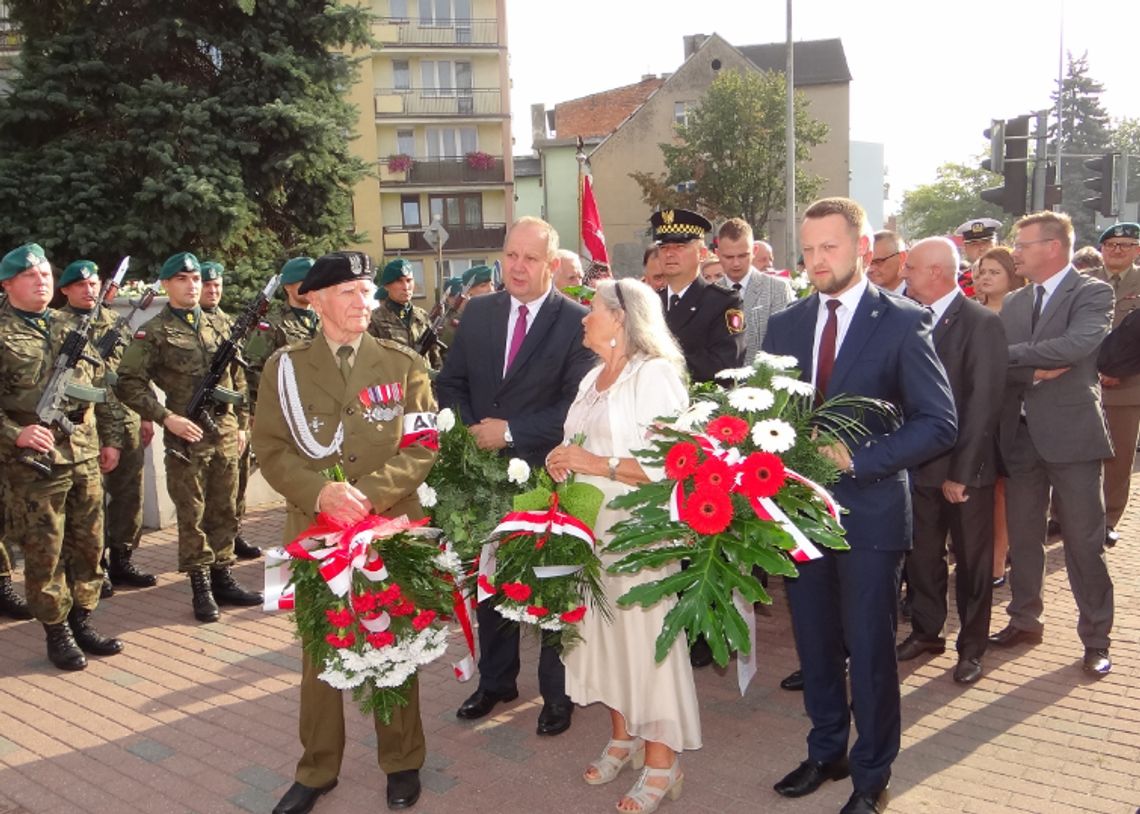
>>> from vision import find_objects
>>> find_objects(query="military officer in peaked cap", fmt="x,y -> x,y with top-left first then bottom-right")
957,218 -> 1002,264
368,258 -> 441,370
654,207 -> 746,384
252,251 -> 438,813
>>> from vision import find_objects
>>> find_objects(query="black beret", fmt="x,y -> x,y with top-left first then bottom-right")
297,251 -> 375,295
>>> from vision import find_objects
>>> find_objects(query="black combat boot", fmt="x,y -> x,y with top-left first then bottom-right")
108,547 -> 157,588
67,607 -> 124,656
99,550 -> 114,599
232,534 -> 262,561
44,622 -> 87,671
209,565 -> 263,606
189,568 -> 220,623
0,575 -> 33,620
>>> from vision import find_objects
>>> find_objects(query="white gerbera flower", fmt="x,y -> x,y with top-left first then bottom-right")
771,375 -> 815,398
715,366 -> 756,382
507,458 -> 531,485
728,387 -> 775,412
416,482 -> 438,508
752,352 -> 798,371
751,419 -> 797,453
436,407 -> 456,432
673,400 -> 718,431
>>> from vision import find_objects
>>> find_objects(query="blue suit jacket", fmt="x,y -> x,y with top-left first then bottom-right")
762,285 -> 957,551
436,290 -> 596,467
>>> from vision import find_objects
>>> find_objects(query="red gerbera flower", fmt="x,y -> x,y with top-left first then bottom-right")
526,605 -> 550,617
738,452 -> 786,498
681,487 -> 734,535
559,606 -> 587,624
501,582 -> 533,602
664,442 -> 700,480
707,415 -> 749,445
366,630 -> 395,648
412,610 -> 437,631
693,457 -> 734,493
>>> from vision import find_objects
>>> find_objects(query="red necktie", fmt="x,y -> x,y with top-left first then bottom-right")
506,304 -> 529,371
816,299 -> 841,402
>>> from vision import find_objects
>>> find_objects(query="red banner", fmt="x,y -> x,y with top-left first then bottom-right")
581,174 -> 609,264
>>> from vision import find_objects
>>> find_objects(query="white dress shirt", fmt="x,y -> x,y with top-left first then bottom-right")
504,285 -> 553,375
812,277 -> 868,387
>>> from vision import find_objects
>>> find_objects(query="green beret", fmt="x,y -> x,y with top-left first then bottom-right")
159,252 -> 201,280
280,256 -> 315,285
1,243 -> 50,282
199,261 -> 224,282
58,259 -> 99,289
380,258 -> 414,286
374,286 -> 389,301
1098,223 -> 1140,245
297,251 -> 374,295
445,277 -> 464,297
462,264 -> 493,287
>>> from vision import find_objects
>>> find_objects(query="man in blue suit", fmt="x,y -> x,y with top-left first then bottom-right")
762,198 -> 956,814
436,216 -> 595,736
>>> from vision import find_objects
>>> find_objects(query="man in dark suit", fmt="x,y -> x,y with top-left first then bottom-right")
896,238 -> 1007,686
655,208 -> 746,383
436,216 -> 595,735
763,198 -> 956,814
991,211 -> 1115,678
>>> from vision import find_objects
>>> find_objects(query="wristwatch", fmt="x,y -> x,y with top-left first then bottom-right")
503,425 -> 514,447
607,456 -> 620,480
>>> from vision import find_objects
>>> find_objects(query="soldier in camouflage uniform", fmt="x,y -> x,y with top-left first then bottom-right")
367,258 -> 442,370
115,252 -> 262,623
0,289 -> 33,621
58,260 -> 157,592
0,243 -> 124,669
244,256 -> 320,405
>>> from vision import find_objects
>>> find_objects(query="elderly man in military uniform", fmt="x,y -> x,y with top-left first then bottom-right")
367,258 -> 441,370
0,243 -> 124,669
1090,222 -> 1140,547
58,260 -> 157,591
115,252 -> 262,623
252,251 -> 438,813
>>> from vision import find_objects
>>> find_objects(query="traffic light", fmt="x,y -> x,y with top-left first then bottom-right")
980,115 -> 1029,216
1082,152 -> 1119,217
1044,163 -> 1062,209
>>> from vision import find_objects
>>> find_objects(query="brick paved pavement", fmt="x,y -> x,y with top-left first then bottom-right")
1,487 -> 1137,814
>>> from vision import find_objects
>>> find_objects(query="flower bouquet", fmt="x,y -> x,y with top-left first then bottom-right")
605,352 -> 895,669
285,513 -> 463,723
561,284 -> 595,306
478,466 -> 607,648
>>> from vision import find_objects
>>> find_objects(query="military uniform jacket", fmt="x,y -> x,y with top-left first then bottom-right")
244,301 -> 320,407
0,305 -> 121,465
64,304 -> 142,439
252,333 -> 437,542
1090,265 -> 1140,407
660,275 -> 746,383
368,300 -> 443,370
114,305 -> 249,446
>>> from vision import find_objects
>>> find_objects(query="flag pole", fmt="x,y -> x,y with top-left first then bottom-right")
576,136 -> 585,257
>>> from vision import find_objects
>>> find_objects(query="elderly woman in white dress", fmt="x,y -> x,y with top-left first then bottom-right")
546,278 -> 698,814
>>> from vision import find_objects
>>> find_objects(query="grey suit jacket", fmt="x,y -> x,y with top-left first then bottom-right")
736,269 -> 793,363
997,266 -> 1114,464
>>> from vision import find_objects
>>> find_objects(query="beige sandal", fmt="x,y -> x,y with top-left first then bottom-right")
584,738 -> 646,785
617,761 -> 683,813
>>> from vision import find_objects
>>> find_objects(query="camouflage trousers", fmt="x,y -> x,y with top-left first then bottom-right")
164,441 -> 239,572
236,442 -> 258,522
0,475 -> 10,576
6,456 -> 104,624
104,415 -> 144,552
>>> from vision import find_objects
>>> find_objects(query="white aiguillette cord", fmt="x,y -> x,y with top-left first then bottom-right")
277,351 -> 344,460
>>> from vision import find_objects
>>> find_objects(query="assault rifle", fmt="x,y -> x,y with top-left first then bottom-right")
94,260 -> 160,370
20,275 -> 119,475
169,274 -> 281,463
415,277 -> 475,357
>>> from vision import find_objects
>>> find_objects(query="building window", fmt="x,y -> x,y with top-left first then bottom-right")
674,101 -> 692,127
419,0 -> 455,25
401,195 -> 421,227
420,59 -> 469,96
392,60 -> 410,91
443,258 -> 487,277
407,259 -> 426,297
675,180 -> 697,194
390,0 -> 408,20
425,126 -> 477,158
396,128 -> 415,156
429,193 -> 482,228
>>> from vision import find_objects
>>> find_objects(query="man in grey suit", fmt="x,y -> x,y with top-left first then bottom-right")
716,218 -> 793,363
991,211 -> 1115,677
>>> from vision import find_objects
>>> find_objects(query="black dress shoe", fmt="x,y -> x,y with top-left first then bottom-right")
1082,648 -> 1111,677
896,634 -> 946,661
780,669 -> 804,691
689,635 -> 713,668
1105,528 -> 1119,548
773,758 -> 850,798
455,687 -> 518,720
273,780 -> 336,814
386,769 -> 420,810
839,787 -> 889,813
988,624 -> 1043,648
953,657 -> 983,685
536,700 -> 573,736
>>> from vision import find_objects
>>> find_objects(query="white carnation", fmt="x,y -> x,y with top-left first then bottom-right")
436,408 -> 456,432
751,419 -> 797,453
416,482 -> 438,508
319,665 -> 364,690
771,375 -> 816,398
507,458 -> 531,485
673,400 -> 718,431
728,387 -> 775,412
432,548 -> 462,576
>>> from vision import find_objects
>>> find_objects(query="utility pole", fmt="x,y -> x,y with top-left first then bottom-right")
783,0 -> 796,271
1031,111 -> 1049,211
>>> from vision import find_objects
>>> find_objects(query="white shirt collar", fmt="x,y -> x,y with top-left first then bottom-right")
511,284 -> 552,316
929,288 -> 961,324
821,276 -> 869,313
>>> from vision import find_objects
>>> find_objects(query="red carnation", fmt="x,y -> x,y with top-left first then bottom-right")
738,452 -> 786,498
664,442 -> 700,480
325,607 -> 354,629
477,574 -> 496,595
412,610 -> 438,631
693,457 -> 734,493
351,592 -> 376,614
526,605 -> 550,617
681,487 -> 734,535
389,598 -> 416,617
366,630 -> 395,648
325,631 -> 356,648
377,584 -> 403,606
559,606 -> 587,624
707,415 -> 749,445
501,582 -> 532,602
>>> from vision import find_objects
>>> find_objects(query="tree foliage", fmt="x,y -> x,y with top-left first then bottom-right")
897,160 -> 1005,240
0,0 -> 371,302
630,69 -> 828,238
1109,116 -> 1140,204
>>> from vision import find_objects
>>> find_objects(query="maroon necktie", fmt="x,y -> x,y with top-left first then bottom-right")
506,303 -> 529,371
816,299 -> 841,402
